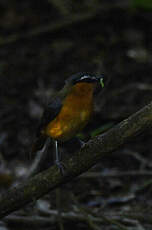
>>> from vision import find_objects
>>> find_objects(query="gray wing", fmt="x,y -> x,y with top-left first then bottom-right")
37,96 -> 62,135
31,96 -> 62,154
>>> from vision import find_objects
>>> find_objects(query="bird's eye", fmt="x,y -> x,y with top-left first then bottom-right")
100,78 -> 104,88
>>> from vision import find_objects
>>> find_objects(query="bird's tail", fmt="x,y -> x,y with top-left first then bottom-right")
31,134 -> 47,155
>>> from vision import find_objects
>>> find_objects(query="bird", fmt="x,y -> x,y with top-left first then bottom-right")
31,72 -> 105,173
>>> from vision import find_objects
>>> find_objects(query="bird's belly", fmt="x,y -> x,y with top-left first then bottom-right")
45,108 -> 92,141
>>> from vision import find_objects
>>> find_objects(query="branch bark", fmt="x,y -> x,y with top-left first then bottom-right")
0,101 -> 152,219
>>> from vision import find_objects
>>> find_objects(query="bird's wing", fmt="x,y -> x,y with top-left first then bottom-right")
37,96 -> 63,135
31,96 -> 62,154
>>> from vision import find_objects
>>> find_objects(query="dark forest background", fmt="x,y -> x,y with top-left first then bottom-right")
0,0 -> 152,229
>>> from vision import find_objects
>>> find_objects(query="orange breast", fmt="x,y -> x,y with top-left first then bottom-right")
45,82 -> 94,141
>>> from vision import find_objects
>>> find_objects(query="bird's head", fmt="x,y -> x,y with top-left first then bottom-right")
65,72 -> 105,88
59,72 -> 106,98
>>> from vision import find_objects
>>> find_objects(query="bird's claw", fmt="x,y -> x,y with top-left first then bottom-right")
79,139 -> 86,148
55,160 -> 66,175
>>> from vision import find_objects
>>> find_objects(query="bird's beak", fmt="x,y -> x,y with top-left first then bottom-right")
99,77 -> 104,88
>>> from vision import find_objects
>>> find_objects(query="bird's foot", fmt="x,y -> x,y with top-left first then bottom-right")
79,139 -> 86,148
55,160 -> 66,175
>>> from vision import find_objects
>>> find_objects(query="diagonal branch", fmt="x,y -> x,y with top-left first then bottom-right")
0,101 -> 152,218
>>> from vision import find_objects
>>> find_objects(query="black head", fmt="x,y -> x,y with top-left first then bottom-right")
65,72 -> 105,87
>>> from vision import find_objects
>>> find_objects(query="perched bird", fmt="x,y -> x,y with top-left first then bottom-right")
32,73 -> 105,173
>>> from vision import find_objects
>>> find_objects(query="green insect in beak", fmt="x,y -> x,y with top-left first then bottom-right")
100,78 -> 104,88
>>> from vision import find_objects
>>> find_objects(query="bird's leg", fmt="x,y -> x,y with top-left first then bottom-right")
55,140 -> 59,162
55,140 -> 65,175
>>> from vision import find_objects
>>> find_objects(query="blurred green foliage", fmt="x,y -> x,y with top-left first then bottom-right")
132,0 -> 152,10
91,123 -> 114,138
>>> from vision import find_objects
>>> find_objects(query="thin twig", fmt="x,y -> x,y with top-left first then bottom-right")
56,188 -> 64,230
81,170 -> 152,178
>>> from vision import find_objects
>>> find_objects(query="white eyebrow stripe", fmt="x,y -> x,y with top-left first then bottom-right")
80,75 -> 91,80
